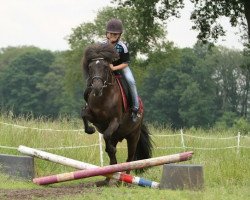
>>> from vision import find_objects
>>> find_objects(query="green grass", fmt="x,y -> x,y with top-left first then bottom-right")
0,173 -> 37,189
0,114 -> 249,199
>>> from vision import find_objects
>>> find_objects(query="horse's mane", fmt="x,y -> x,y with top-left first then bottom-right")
82,43 -> 118,77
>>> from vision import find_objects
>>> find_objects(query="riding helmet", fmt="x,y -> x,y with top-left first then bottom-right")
106,19 -> 123,33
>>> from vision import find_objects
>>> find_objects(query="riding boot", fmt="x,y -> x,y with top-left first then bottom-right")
130,86 -> 140,123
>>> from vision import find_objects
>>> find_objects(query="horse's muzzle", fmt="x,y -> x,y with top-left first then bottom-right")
92,87 -> 103,97
91,80 -> 105,97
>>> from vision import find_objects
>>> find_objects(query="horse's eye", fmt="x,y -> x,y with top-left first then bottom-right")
88,66 -> 93,74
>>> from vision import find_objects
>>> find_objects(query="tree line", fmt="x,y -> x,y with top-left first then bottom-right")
0,5 -> 249,130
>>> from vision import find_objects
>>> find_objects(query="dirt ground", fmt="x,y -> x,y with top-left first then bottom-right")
0,182 -> 104,200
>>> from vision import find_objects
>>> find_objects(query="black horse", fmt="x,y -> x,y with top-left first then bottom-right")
81,44 -> 152,184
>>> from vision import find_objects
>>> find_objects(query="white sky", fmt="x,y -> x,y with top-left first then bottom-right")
0,0 -> 244,51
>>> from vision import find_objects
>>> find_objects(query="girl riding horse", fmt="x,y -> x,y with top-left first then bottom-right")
81,43 -> 152,185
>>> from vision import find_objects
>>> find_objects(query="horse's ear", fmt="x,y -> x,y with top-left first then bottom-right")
102,44 -> 119,63
98,43 -> 111,61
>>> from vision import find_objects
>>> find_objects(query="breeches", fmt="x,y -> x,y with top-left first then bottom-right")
121,67 -> 139,109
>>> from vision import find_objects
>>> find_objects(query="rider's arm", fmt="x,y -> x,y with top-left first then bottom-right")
110,43 -> 129,71
109,63 -> 128,71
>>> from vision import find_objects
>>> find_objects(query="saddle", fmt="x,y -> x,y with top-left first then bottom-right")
115,74 -> 143,114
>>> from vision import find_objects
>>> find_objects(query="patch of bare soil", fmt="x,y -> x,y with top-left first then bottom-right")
0,182 -> 103,200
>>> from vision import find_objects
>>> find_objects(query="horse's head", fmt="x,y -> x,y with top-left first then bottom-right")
88,58 -> 111,96
83,44 -> 118,97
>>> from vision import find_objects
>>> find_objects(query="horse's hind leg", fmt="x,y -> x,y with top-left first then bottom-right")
102,117 -> 120,164
125,131 -> 140,174
104,138 -> 118,165
81,106 -> 95,134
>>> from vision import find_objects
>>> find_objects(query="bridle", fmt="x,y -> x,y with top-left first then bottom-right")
87,58 -> 114,89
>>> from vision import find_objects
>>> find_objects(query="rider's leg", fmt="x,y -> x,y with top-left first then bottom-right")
121,66 -> 139,122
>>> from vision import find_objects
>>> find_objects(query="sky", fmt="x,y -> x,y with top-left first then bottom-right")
0,0 -> 244,51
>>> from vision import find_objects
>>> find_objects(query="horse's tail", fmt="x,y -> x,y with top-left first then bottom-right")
134,123 -> 153,174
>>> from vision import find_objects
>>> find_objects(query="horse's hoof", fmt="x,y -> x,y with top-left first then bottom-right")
95,179 -> 109,187
85,126 -> 95,134
95,179 -> 119,187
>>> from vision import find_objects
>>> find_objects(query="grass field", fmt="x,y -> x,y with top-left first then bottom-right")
0,114 -> 249,199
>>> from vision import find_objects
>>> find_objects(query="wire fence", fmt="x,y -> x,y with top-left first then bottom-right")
1,121 -> 249,151
0,121 -> 249,166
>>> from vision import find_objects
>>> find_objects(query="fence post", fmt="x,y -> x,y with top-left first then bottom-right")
98,133 -> 104,166
237,132 -> 240,154
180,129 -> 186,149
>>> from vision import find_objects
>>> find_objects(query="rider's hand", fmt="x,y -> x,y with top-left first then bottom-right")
109,64 -> 115,71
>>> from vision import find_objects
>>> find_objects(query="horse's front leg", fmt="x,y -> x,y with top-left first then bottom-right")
81,106 -> 95,134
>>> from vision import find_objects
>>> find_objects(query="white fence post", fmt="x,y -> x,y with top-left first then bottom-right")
237,132 -> 241,154
98,133 -> 104,166
180,129 -> 186,149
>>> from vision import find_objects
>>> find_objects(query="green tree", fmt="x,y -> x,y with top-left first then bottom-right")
178,47 -> 217,128
142,44 -> 218,128
114,0 -> 250,45
140,42 -> 182,127
68,7 -> 164,57
0,46 -> 41,71
68,6 -> 165,57
0,49 -> 54,116
0,46 -> 43,105
36,51 -> 81,116
67,6 -> 166,106
240,54 -> 250,119
207,47 -> 245,116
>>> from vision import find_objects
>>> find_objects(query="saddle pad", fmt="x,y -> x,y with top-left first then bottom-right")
115,75 -> 143,115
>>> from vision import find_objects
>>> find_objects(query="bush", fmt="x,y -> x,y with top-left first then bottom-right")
214,112 -> 238,129
233,118 -> 250,135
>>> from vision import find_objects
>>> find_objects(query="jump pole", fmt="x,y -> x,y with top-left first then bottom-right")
18,146 -> 193,188
32,152 -> 193,185
18,145 -> 159,188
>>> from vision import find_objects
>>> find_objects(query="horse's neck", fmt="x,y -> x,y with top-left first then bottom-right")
109,70 -> 116,84
105,76 -> 119,96
89,83 -> 119,112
